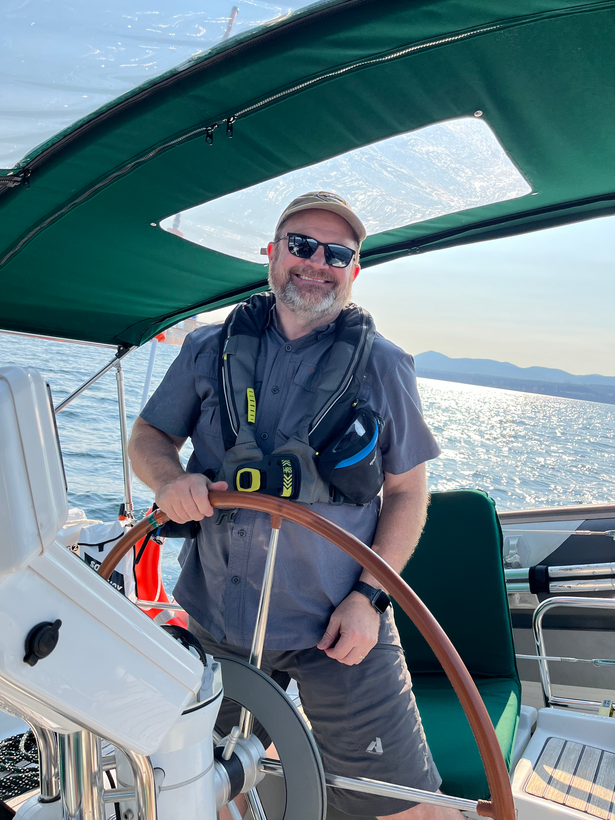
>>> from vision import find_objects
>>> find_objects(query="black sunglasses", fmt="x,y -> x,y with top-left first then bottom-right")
277,233 -> 356,268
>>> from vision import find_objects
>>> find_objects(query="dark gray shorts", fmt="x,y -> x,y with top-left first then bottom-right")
188,617 -> 441,816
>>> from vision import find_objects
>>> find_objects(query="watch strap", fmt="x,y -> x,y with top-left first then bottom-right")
352,581 -> 391,613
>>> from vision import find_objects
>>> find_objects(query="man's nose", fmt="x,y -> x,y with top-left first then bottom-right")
305,243 -> 328,267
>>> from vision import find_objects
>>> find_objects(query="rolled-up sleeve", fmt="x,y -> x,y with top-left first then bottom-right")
140,334 -> 202,438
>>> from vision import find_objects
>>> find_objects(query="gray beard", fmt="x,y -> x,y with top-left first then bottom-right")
270,265 -> 350,321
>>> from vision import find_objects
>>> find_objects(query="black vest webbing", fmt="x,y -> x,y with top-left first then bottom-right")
216,292 -> 375,504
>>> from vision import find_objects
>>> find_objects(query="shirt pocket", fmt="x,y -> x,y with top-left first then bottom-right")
276,361 -> 319,443
292,360 -> 319,392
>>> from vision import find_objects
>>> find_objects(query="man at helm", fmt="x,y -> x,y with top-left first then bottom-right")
129,192 -> 456,820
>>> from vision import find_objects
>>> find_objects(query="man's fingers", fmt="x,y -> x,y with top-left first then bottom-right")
317,620 -> 340,651
324,630 -> 377,665
189,477 -> 229,518
160,498 -> 191,524
323,630 -> 355,661
189,484 -> 214,518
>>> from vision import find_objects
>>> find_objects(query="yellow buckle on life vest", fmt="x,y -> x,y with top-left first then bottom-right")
236,467 -> 261,492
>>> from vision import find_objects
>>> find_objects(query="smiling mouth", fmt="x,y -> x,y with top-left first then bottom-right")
294,272 -> 332,284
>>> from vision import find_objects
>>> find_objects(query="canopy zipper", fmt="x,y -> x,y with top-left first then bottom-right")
0,21 -> 504,268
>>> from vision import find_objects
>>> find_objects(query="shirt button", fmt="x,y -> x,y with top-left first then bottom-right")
237,529 -> 246,537
260,432 -> 269,440
231,576 -> 240,584
285,344 -> 292,352
271,386 -> 280,394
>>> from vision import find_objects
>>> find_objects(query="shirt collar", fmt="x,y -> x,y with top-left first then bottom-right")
270,305 -> 336,349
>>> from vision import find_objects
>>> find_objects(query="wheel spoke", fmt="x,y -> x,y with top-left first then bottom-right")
246,787 -> 268,820
240,522 -> 282,737
225,799 -> 243,820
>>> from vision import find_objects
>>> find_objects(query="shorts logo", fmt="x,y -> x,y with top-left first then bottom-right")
366,737 -> 383,755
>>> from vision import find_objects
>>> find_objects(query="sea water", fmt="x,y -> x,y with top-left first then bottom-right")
1,333 -> 614,589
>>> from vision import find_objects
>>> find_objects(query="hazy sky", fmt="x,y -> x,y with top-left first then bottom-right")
201,213 -> 614,378
352,214 -> 615,377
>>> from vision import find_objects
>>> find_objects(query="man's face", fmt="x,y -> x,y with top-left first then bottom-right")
268,209 -> 360,322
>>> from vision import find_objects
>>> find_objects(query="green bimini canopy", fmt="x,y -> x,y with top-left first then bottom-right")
1,0 -> 614,347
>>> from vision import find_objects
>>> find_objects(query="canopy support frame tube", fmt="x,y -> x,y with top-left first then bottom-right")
54,345 -> 135,414
53,343 -> 136,521
114,358 -> 134,520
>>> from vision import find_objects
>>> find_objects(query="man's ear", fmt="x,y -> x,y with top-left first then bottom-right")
267,242 -> 275,261
352,264 -> 360,281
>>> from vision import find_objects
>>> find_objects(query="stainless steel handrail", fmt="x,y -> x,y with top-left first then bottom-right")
28,721 -> 59,802
506,560 -> 615,582
260,758 -> 480,811
506,561 -> 615,594
499,504 -> 615,524
58,731 -> 105,820
120,747 -> 158,820
532,596 -> 615,711
508,578 -> 615,594
503,530 -> 614,538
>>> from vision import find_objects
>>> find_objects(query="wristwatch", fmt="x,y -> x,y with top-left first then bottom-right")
352,581 -> 391,613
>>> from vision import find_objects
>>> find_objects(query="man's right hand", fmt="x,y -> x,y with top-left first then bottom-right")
155,474 -> 228,523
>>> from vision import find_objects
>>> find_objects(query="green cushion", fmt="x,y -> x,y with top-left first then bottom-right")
393,489 -> 521,799
412,675 -> 520,799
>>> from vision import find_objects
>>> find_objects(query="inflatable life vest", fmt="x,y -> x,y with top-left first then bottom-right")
216,293 -> 385,506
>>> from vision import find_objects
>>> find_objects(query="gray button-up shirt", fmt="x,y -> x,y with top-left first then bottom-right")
141,307 -> 440,650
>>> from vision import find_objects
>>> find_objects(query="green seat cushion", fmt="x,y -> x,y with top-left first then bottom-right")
412,674 -> 521,799
392,490 -> 521,798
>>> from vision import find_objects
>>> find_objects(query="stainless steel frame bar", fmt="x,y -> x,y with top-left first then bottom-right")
549,561 -> 615,577
0,329 -> 117,349
506,560 -> 615,584
500,504 -> 615,524
54,346 -> 136,414
550,578 -> 615,593
102,789 -> 135,803
120,747 -> 158,820
505,568 -> 529,581
140,338 -> 160,412
533,596 -> 615,710
503,529 -> 614,537
240,524 -> 282,738
28,722 -> 59,802
58,731 -> 105,820
260,759 -> 479,811
507,579 -> 615,593
115,359 -> 134,518
137,600 -> 185,611
516,653 -> 615,666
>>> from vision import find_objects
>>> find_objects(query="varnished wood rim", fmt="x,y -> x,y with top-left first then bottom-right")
99,492 -> 514,820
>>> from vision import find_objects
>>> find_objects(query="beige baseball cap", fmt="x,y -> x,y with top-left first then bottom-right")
274,191 -> 366,243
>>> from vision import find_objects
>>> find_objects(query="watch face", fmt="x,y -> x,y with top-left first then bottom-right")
373,590 -> 390,613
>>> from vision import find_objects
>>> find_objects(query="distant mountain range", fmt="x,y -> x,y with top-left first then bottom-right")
414,352 -> 615,405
